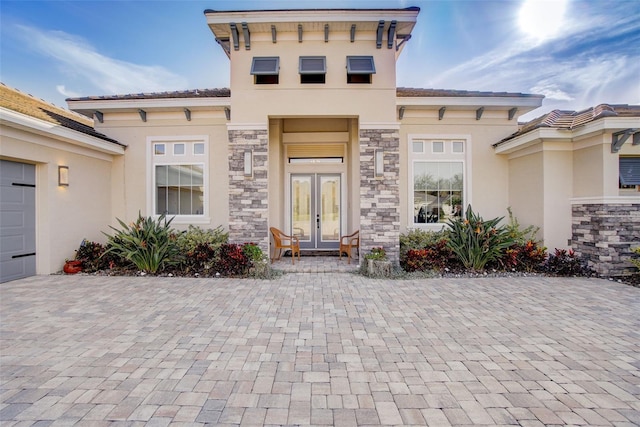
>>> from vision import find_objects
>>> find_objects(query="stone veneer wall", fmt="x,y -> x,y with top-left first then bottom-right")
572,202 -> 640,276
228,129 -> 269,251
359,128 -> 401,261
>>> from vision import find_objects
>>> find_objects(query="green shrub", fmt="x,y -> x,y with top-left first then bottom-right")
505,207 -> 540,244
103,212 -> 182,274
177,225 -> 228,253
494,240 -> 547,272
630,247 -> 640,270
364,247 -> 387,260
399,228 -> 448,260
446,205 -> 515,271
182,242 -> 218,276
216,243 -> 250,276
544,248 -> 591,276
401,239 -> 457,272
242,242 -> 263,262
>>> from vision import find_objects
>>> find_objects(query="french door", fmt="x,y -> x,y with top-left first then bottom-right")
291,174 -> 341,249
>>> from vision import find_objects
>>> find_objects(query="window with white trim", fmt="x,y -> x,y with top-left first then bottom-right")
150,138 -> 208,218
411,139 -> 466,225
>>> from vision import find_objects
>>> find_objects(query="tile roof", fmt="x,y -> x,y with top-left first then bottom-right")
498,104 -> 640,144
67,88 -> 231,101
67,87 -> 539,102
396,87 -> 544,99
1,83 -> 123,146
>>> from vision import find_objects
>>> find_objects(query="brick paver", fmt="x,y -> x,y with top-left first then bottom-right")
1,273 -> 638,425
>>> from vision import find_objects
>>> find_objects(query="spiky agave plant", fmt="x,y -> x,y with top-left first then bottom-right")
103,212 -> 182,274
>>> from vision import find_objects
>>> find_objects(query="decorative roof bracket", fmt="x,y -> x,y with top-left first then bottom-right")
271,25 -> 277,43
508,107 -> 518,121
376,20 -> 385,48
138,109 -> 147,122
439,106 -> 446,120
184,108 -> 191,121
94,111 -> 103,123
230,23 -> 239,51
350,24 -> 356,42
241,22 -> 250,50
398,106 -> 405,120
476,107 -> 484,120
396,34 -> 411,51
298,24 -> 303,42
387,21 -> 396,49
611,128 -> 638,153
324,24 -> 329,43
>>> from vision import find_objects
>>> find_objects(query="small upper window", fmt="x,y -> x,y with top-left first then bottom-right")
452,141 -> 464,153
299,56 -> 326,84
251,57 -> 279,84
346,56 -> 375,84
432,141 -> 444,153
174,143 -> 185,155
412,141 -> 424,153
194,143 -> 205,155
154,144 -> 165,155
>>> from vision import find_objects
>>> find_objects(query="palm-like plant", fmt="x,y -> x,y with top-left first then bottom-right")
446,205 -> 515,271
103,212 -> 182,274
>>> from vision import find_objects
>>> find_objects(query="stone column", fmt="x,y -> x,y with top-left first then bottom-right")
228,128 -> 269,251
572,201 -> 640,276
359,127 -> 401,262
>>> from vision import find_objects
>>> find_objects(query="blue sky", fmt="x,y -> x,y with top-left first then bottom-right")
1,0 -> 638,121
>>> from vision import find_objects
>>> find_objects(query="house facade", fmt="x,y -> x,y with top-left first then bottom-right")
1,7 -> 638,282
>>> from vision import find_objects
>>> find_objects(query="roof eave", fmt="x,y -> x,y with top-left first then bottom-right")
397,96 -> 543,112
0,107 -> 126,155
67,97 -> 232,117
494,116 -> 640,154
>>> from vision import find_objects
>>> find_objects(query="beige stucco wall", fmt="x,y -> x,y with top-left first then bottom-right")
574,132 -> 639,198
230,33 -> 397,124
1,127 -> 116,274
506,149 -> 544,241
399,112 -> 519,232
543,147 -> 573,250
93,110 -> 230,231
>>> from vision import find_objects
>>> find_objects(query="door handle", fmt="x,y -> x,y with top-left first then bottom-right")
316,214 -> 320,229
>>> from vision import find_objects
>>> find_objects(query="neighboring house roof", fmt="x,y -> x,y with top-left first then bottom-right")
0,83 -> 123,146
497,104 -> 640,145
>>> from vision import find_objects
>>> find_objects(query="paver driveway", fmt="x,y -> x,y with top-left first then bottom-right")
1,274 -> 639,426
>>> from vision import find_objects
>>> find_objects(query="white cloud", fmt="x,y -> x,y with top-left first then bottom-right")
15,24 -> 188,96
56,85 -> 81,98
529,83 -> 573,102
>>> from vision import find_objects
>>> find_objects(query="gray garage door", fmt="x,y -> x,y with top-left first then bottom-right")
1,160 -> 36,283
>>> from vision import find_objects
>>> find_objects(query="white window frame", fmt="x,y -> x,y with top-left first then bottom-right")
408,134 -> 471,229
147,135 -> 209,224
154,143 -> 166,156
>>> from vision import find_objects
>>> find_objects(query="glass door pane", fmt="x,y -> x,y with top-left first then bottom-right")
291,175 -> 312,244
319,175 -> 340,247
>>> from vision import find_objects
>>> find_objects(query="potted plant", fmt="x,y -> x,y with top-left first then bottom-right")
63,259 -> 82,274
364,247 -> 392,277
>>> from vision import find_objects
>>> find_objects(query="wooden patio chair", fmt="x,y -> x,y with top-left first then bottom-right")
270,227 -> 301,264
339,230 -> 359,264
